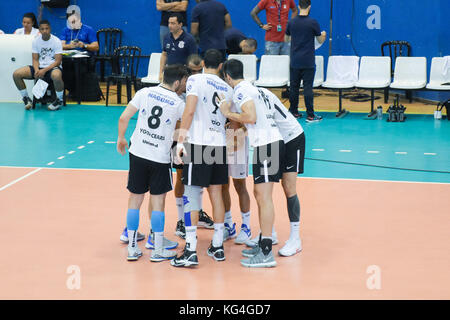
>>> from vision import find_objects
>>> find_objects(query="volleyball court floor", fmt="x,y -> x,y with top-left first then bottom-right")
0,102 -> 449,299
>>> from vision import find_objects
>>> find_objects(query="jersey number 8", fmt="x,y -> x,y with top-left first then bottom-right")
147,106 -> 163,129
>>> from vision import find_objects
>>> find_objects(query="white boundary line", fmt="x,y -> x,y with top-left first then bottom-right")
0,166 -> 448,185
0,168 -> 42,192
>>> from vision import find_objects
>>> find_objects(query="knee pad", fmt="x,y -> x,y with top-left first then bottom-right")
183,185 -> 202,213
151,211 -> 165,233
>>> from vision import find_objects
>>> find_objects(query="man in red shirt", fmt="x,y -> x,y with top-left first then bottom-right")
251,0 -> 298,55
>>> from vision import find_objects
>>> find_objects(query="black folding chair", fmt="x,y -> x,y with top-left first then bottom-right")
381,40 -> 412,103
96,28 -> 122,82
106,46 -> 141,106
32,79 -> 66,109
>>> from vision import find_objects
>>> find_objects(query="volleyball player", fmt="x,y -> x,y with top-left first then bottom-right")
117,64 -> 188,262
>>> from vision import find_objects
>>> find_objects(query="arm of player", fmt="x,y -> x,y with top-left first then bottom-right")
176,95 -> 197,163
117,103 -> 138,155
224,13 -> 232,29
220,99 -> 256,124
190,22 -> 199,36
159,52 -> 167,82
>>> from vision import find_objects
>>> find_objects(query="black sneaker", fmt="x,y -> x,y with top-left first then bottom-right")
292,112 -> 302,119
48,98 -> 62,111
207,242 -> 225,261
23,96 -> 33,110
170,247 -> 199,267
198,209 -> 214,229
175,219 -> 186,239
306,115 -> 323,123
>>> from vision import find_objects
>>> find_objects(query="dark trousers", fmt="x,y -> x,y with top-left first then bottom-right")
289,67 -> 315,118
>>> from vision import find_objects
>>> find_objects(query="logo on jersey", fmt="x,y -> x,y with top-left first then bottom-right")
187,84 -> 192,92
165,119 -> 172,125
178,41 -> 185,49
237,93 -> 243,101
203,96 -> 207,103
141,109 -> 146,115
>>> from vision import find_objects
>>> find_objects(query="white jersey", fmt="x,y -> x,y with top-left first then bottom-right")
232,80 -> 283,147
259,88 -> 304,143
14,27 -> 40,36
129,86 -> 185,164
185,73 -> 233,146
31,34 -> 62,68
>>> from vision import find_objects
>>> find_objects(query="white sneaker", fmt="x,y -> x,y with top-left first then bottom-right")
278,238 -> 302,257
150,249 -> 177,262
244,232 -> 278,247
48,98 -> 62,111
234,224 -> 251,244
127,246 -> 142,261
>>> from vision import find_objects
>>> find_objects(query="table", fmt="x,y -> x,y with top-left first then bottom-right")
62,52 -> 90,104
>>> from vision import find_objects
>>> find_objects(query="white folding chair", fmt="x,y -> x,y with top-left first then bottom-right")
141,52 -> 161,86
228,54 -> 257,83
355,56 -> 391,117
322,55 -> 360,117
426,57 -> 450,90
254,55 -> 290,87
390,57 -> 427,102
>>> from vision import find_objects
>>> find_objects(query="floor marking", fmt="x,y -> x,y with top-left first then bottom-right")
0,168 -> 42,192
47,162 -> 54,166
367,151 -> 380,154
339,150 -> 352,153
88,141 -> 95,144
77,145 -> 85,149
105,141 -> 116,144
57,156 -> 65,160
312,148 -> 325,151
68,151 -> 75,154
395,152 -> 407,155
424,153 -> 437,156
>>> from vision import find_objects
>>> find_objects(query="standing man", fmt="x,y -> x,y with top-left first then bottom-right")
117,64 -> 188,262
191,0 -> 232,60
159,13 -> 198,82
221,59 -> 285,268
12,20 -> 64,111
285,0 -> 326,121
250,0 -> 297,55
171,49 -> 233,267
156,0 -> 189,50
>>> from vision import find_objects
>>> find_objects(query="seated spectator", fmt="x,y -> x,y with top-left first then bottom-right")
12,20 -> 64,111
14,13 -> 40,36
60,5 -> 98,54
159,13 -> 197,81
225,27 -> 257,55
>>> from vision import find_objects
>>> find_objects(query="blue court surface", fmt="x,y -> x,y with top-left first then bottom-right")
1,102 -> 449,184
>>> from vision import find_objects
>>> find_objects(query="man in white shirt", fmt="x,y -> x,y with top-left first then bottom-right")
172,49 -> 233,267
12,20 -> 64,111
220,59 -> 286,268
117,64 -> 188,262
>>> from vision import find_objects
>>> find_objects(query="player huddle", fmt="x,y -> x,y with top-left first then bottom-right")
117,49 -> 305,268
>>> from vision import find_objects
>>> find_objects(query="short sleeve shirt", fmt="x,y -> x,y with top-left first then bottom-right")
31,34 -> 63,68
163,31 -> 198,65
257,0 -> 296,42
224,27 -> 247,54
286,15 -> 321,68
191,0 -> 228,51
129,86 -> 185,163
60,24 -> 97,51
14,27 -> 40,36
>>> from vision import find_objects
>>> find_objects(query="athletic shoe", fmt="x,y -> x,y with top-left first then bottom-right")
170,247 -> 199,267
48,98 -> 62,111
306,115 -> 323,123
234,224 -> 251,244
245,232 -> 278,247
150,249 -> 177,262
23,96 -> 33,110
127,246 -> 142,261
292,112 -> 302,119
198,209 -> 214,229
278,238 -> 302,257
223,222 -> 237,241
207,242 -> 225,261
120,227 -> 145,243
175,219 -> 186,239
145,230 -> 178,250
241,250 -> 277,268
242,245 -> 261,258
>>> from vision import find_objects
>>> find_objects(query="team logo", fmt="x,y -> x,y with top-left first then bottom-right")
237,93 -> 243,101
187,84 -> 192,92
141,109 -> 146,115
165,118 -> 172,125
203,96 -> 207,103
178,41 -> 185,49
166,43 -> 170,49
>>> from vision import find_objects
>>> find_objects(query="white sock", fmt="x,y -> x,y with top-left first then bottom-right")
56,90 -> 63,100
185,226 -> 197,251
212,223 -> 224,247
272,226 -> 277,238
20,89 -> 28,98
128,230 -> 137,248
154,231 -> 163,252
241,211 -> 250,227
224,211 -> 233,226
289,222 -> 300,241
175,197 -> 184,221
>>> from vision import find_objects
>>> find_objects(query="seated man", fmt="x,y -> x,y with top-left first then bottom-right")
225,27 -> 257,55
12,20 -> 64,111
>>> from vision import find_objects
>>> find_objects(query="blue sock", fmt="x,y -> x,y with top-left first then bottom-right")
184,211 -> 192,227
151,211 -> 165,233
126,209 -> 140,231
